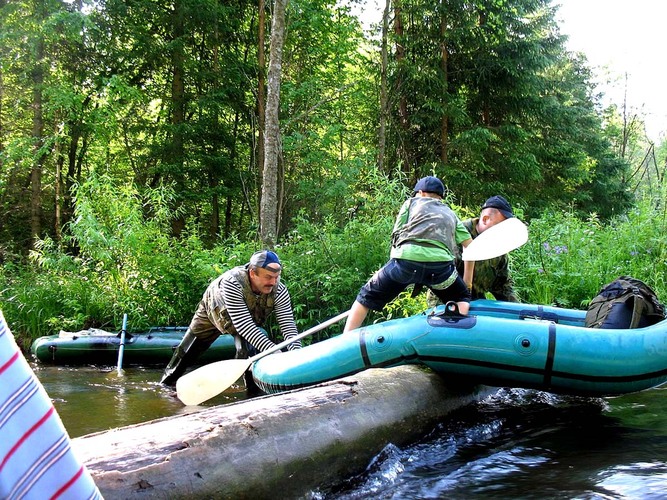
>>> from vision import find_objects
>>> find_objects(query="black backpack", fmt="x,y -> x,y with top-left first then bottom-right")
584,276 -> 666,329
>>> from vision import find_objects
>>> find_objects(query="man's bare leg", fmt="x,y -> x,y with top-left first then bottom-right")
343,300 -> 370,333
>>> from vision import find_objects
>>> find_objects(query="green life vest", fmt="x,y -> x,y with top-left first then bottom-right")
391,196 -> 459,256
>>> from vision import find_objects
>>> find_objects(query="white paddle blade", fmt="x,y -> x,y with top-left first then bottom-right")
176,359 -> 250,406
462,217 -> 528,261
174,310 -> 351,406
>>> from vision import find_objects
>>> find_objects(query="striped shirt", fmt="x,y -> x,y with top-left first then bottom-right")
220,276 -> 300,352
0,310 -> 102,500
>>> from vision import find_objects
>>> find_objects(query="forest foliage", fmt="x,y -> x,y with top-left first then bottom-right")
0,0 -> 665,342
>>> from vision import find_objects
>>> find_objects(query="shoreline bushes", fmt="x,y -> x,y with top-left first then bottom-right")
2,178 -> 666,349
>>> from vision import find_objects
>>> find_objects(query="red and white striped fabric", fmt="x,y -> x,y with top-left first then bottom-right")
0,311 -> 103,500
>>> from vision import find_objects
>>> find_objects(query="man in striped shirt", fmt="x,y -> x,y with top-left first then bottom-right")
161,250 -> 301,389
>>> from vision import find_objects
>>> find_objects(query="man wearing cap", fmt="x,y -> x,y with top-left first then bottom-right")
343,176 -> 475,333
161,250 -> 301,387
428,194 -> 519,305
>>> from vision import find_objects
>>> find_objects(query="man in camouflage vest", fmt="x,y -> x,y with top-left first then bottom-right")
428,195 -> 519,306
344,176 -> 474,333
161,250 -> 301,388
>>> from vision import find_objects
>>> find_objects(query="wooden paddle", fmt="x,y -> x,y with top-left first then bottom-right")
462,217 -> 528,261
176,310 -> 350,406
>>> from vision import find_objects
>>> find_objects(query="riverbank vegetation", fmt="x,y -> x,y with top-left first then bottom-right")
1,0 -> 665,346
3,169 -> 667,347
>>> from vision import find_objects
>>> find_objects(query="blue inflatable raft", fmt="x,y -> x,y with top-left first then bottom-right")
252,300 -> 667,397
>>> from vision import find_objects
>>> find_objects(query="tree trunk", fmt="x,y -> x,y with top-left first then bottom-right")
478,8 -> 491,126
64,106 -> 90,233
210,173 -> 220,240
169,0 -> 186,237
377,0 -> 390,172
439,1 -> 449,164
211,14 -> 221,240
260,0 -> 288,248
394,0 -> 411,177
72,366 -> 492,499
257,0 -> 266,202
0,35 -> 4,167
0,25 -> 5,237
55,151 -> 62,242
30,2 -> 46,247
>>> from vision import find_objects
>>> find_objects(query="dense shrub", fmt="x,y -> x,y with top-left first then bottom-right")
512,193 -> 667,308
3,173 -> 667,349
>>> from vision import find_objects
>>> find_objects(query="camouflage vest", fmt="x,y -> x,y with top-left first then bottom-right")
391,196 -> 459,256
459,218 -> 506,295
215,265 -> 277,334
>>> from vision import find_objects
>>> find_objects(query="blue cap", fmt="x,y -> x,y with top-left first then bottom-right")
249,250 -> 282,271
413,176 -> 445,197
482,195 -> 514,219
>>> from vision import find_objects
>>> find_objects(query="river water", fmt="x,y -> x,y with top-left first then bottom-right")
33,364 -> 667,499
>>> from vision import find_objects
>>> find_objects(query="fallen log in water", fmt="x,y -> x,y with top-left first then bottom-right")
72,365 -> 494,499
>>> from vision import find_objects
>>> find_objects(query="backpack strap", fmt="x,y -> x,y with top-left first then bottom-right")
627,291 -> 646,329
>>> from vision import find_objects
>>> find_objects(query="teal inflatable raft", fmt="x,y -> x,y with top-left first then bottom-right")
252,300 -> 667,397
31,326 -> 236,366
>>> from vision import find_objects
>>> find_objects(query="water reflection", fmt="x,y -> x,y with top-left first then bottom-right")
32,364 -> 248,438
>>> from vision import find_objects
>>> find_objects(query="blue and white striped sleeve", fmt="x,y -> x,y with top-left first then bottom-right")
221,278 -> 275,352
274,284 -> 301,350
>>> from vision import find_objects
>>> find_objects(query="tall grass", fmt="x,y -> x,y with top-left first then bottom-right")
512,193 -> 667,307
2,172 -> 667,348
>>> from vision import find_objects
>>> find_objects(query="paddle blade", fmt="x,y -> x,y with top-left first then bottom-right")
462,217 -> 528,261
176,358 -> 250,406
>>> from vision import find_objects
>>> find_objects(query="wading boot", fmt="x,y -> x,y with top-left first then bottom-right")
160,329 -> 215,386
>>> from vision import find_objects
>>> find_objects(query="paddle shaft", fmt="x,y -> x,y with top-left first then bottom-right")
248,309 -> 350,365
176,310 -> 350,405
116,313 -> 128,375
